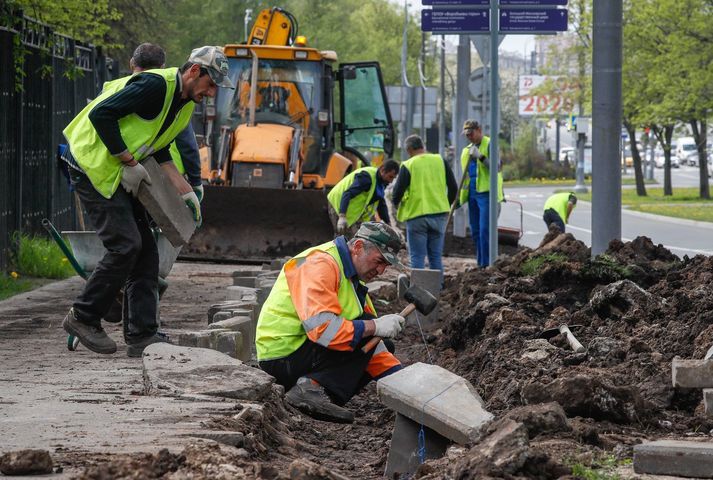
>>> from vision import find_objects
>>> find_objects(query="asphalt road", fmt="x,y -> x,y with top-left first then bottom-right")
496,166 -> 713,258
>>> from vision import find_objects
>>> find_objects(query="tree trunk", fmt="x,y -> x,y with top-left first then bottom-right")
624,120 -> 647,196
652,124 -> 674,196
691,118 -> 710,199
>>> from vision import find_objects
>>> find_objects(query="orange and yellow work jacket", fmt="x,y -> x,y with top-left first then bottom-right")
256,238 -> 400,379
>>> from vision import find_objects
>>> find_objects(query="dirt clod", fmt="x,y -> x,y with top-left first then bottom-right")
0,449 -> 53,475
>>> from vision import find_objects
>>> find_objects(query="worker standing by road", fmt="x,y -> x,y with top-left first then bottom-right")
104,43 -> 205,203
327,160 -> 400,235
256,222 -> 405,423
61,46 -> 233,357
458,120 -> 503,268
543,192 -> 577,233
392,135 -> 457,277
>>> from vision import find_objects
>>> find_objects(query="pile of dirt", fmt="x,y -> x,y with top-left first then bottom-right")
430,233 -> 713,435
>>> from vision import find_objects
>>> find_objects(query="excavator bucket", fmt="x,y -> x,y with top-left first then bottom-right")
181,186 -> 335,263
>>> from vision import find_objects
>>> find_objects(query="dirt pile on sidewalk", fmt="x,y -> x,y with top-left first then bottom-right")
432,233 -> 713,431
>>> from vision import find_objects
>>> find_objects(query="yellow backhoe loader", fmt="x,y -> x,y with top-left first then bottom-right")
183,7 -> 394,262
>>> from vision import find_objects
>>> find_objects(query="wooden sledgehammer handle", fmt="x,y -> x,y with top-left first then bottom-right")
560,324 -> 585,353
362,303 -> 417,353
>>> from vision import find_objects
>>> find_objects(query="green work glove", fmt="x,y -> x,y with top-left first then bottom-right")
193,184 -> 204,203
182,191 -> 202,227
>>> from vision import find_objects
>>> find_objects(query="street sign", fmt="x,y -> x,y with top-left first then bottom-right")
500,0 -> 567,5
421,9 -> 490,33
500,8 -> 568,32
422,0 -> 489,5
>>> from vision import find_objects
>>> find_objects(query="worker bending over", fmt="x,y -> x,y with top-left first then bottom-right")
543,192 -> 577,233
392,135 -> 457,277
61,46 -> 233,357
328,160 -> 400,235
256,222 -> 405,423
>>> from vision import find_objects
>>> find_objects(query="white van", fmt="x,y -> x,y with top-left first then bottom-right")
676,137 -> 698,165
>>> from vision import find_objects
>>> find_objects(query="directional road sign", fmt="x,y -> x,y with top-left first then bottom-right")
421,9 -> 490,33
500,0 -> 567,5
499,8 -> 568,32
422,0 -> 489,5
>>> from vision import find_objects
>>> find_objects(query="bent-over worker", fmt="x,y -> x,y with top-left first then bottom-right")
327,160 -> 400,235
256,222 -> 405,423
543,192 -> 577,233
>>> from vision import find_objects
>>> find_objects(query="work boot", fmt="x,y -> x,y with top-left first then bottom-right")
62,308 -> 117,354
285,377 -> 354,424
126,332 -> 172,358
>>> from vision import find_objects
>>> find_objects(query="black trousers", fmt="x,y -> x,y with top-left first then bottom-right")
543,208 -> 565,233
259,338 -> 395,406
70,169 -> 158,342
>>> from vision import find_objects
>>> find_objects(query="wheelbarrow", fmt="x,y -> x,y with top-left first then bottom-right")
497,199 -> 524,247
42,219 -> 179,351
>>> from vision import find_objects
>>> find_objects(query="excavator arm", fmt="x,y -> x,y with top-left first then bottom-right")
248,8 -> 298,46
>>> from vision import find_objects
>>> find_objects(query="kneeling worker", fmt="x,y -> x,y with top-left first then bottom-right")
256,222 -> 405,423
543,192 -> 577,233
327,160 -> 400,235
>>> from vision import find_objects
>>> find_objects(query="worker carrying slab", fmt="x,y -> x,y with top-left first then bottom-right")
327,160 -> 400,236
256,222 -> 405,423
60,46 -> 233,357
543,191 -> 578,233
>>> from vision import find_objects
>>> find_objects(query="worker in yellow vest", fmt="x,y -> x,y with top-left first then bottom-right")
543,192 -> 577,233
256,222 -> 405,423
60,46 -> 233,357
459,120 -> 504,268
392,135 -> 457,278
327,160 -> 400,235
103,43 -> 204,202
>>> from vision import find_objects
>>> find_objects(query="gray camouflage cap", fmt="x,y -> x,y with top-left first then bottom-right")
188,46 -> 234,89
354,222 -> 404,268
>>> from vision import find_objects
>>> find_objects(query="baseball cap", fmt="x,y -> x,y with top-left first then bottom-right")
462,119 -> 479,133
354,222 -> 404,269
187,46 -> 234,89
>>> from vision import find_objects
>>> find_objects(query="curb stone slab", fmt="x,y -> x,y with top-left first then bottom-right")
634,440 -> 713,478
377,362 -> 494,444
142,343 -> 273,401
672,359 -> 713,388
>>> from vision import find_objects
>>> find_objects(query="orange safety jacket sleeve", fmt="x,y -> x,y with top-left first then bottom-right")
284,251 -> 366,351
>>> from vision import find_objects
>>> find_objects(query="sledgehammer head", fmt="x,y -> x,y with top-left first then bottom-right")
403,285 -> 438,315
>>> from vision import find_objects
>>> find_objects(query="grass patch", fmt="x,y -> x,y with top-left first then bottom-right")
629,204 -> 713,222
13,233 -> 76,279
520,252 -> 568,276
582,254 -> 633,283
0,272 -> 33,301
567,455 -> 631,480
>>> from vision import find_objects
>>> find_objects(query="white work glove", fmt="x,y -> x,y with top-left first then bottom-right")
337,215 -> 348,235
373,314 -> 405,339
120,162 -> 152,197
193,184 -> 204,203
182,191 -> 202,227
469,145 -> 486,162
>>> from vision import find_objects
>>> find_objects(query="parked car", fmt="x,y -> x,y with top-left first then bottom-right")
676,137 -> 698,165
654,147 -> 680,168
559,147 -> 575,163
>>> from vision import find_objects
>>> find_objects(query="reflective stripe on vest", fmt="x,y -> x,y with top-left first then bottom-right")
459,136 -> 504,205
544,192 -> 574,224
255,241 -> 376,361
327,167 -> 378,226
63,68 -> 194,198
396,153 -> 450,222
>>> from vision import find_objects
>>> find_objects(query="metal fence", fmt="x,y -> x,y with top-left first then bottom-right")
0,11 -> 113,271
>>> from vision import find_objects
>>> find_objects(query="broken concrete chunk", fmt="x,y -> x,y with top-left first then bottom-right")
227,285 -> 258,301
177,330 -> 212,349
0,449 -> 53,475
185,431 -> 245,448
634,440 -> 713,478
142,343 -> 273,401
377,362 -> 494,444
672,358 -> 713,388
137,157 -> 195,247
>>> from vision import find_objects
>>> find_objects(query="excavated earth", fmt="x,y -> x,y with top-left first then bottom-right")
3,231 -> 713,479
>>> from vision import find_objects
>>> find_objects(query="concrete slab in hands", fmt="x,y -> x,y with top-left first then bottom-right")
377,362 -> 494,444
634,440 -> 713,478
672,359 -> 713,388
142,343 -> 273,400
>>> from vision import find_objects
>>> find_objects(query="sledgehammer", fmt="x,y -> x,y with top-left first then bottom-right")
362,285 -> 438,353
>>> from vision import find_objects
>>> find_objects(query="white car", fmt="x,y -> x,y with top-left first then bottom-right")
654,150 -> 680,168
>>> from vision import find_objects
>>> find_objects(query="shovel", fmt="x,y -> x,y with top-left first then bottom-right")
539,324 -> 585,353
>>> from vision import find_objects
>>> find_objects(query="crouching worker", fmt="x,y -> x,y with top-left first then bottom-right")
256,222 -> 405,423
543,192 -> 577,233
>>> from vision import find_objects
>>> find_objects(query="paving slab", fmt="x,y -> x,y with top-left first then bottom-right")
377,362 -> 494,444
137,157 -> 196,247
142,343 -> 273,400
672,359 -> 713,388
384,413 -> 450,478
209,316 -> 254,362
634,440 -> 713,478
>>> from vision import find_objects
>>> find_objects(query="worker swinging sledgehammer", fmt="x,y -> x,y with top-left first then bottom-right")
255,222 -> 406,423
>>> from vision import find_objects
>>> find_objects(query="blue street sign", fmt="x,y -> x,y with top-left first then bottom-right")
421,9 -> 490,33
499,8 -> 568,32
500,0 -> 567,5
422,0 -> 489,5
